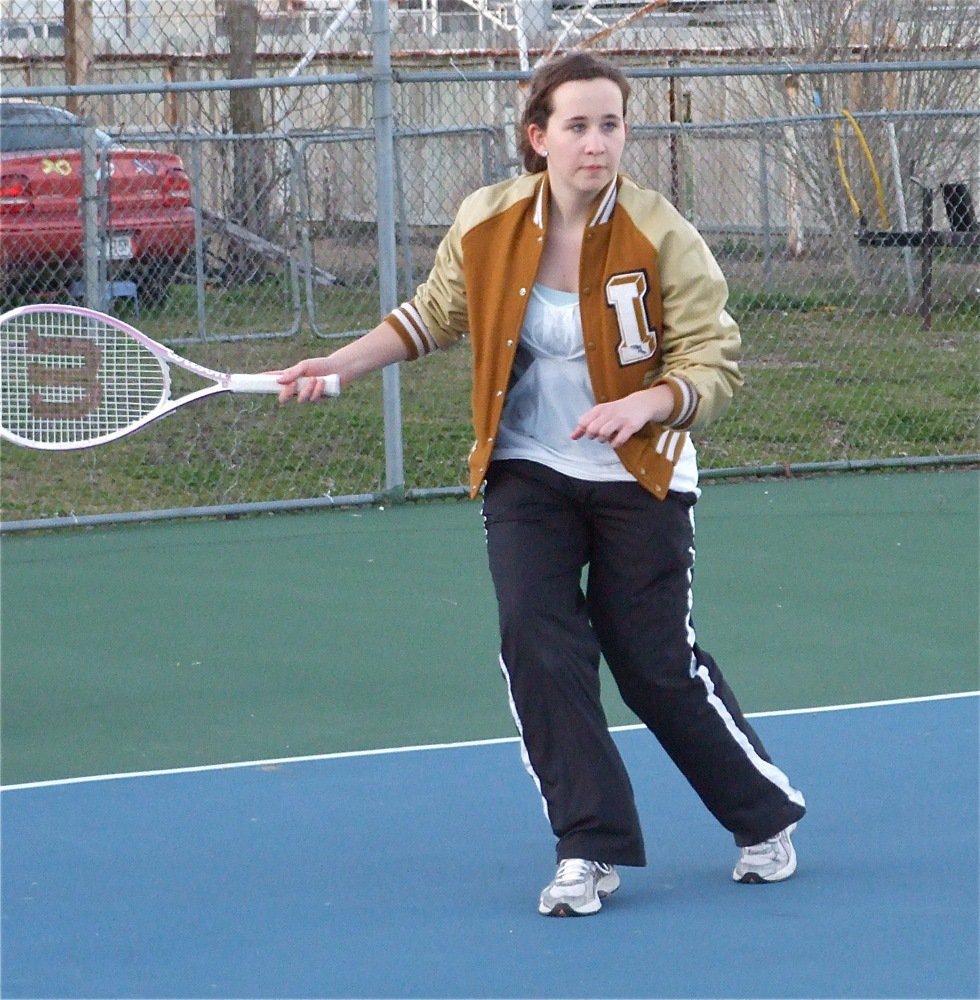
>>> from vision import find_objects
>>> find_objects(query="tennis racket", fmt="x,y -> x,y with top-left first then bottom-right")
0,303 -> 339,451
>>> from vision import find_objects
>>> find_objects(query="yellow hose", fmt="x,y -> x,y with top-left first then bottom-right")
833,110 -> 890,229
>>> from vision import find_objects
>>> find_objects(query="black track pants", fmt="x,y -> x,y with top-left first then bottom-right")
482,460 -> 806,867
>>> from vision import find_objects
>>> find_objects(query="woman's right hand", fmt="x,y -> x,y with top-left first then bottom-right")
275,358 -> 339,403
274,320 -> 412,404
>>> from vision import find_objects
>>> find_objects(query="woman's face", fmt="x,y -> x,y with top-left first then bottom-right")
529,77 -> 627,201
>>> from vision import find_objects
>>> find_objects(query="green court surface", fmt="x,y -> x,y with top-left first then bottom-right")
1,469 -> 977,787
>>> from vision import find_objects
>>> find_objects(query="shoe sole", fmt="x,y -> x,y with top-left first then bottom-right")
734,865 -> 796,884
539,879 -> 619,917
540,901 -> 601,917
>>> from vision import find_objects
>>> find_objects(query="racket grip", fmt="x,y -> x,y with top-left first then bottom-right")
228,373 -> 341,398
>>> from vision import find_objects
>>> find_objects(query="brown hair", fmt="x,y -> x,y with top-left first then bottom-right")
518,52 -> 631,174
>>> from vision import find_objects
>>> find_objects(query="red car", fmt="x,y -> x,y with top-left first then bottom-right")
0,100 -> 194,306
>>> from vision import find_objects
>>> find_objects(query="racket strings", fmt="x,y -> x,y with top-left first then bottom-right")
1,311 -> 169,445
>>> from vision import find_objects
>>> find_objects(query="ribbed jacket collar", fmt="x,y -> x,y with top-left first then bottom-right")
531,173 -> 620,230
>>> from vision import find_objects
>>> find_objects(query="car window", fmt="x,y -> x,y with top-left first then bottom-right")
0,121 -> 114,153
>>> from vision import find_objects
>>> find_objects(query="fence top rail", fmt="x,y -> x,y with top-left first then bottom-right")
0,70 -> 371,100
629,107 -> 980,133
112,109 -> 978,147
2,58 -> 978,101
401,58 -> 980,84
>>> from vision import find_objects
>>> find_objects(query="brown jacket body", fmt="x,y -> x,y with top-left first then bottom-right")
386,172 -> 742,500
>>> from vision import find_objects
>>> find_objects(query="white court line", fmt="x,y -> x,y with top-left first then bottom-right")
2,690 -> 977,794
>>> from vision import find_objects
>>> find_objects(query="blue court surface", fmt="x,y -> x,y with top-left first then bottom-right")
2,692 -> 977,999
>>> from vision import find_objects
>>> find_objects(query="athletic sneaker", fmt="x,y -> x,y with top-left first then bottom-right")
733,823 -> 798,883
538,858 -> 620,917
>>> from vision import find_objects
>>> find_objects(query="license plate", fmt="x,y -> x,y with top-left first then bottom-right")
104,234 -> 133,260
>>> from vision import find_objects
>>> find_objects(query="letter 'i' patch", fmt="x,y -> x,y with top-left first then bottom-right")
605,272 -> 657,365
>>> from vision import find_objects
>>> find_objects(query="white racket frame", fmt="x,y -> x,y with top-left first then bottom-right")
0,303 -> 340,451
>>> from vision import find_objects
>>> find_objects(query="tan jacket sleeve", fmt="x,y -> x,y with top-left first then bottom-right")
648,218 -> 742,431
384,205 -> 470,359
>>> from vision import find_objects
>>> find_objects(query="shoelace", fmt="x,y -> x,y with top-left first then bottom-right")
554,858 -> 595,884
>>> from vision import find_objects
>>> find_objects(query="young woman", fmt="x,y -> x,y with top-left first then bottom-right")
276,52 -> 806,917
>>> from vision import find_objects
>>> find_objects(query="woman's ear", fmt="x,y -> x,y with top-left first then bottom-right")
527,122 -> 547,157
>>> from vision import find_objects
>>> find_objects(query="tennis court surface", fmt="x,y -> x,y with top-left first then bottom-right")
2,470 -> 977,998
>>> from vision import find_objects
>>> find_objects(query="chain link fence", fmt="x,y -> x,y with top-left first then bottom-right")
1,1 -> 978,527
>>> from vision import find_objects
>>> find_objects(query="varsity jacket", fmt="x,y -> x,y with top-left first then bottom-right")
385,172 -> 742,501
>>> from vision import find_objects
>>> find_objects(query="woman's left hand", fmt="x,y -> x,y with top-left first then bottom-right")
571,385 -> 674,448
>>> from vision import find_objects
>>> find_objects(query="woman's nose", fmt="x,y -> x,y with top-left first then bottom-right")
584,128 -> 605,152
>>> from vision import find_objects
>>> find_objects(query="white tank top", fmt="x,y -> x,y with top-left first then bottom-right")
492,284 -> 699,492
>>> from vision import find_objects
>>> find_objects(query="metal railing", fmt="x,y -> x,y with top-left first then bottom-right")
1,6 -> 977,530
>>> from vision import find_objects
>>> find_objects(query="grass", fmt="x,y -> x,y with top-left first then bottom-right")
1,278 -> 977,523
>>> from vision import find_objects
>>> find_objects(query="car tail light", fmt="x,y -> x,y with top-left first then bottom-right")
0,174 -> 32,214
162,168 -> 192,208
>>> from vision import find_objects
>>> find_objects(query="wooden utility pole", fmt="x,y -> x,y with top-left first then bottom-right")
225,0 -> 270,280
64,0 -> 94,117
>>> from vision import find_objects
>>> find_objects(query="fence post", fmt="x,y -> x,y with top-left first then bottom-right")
919,183 -> 933,331
371,0 -> 406,502
884,122 -> 917,308
80,124 -> 102,308
758,124 -> 773,290
189,141 -> 208,341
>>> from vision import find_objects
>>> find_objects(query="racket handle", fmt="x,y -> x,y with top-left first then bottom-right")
227,373 -> 341,398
